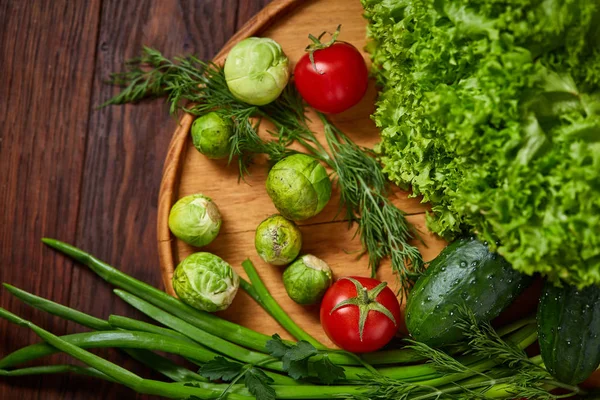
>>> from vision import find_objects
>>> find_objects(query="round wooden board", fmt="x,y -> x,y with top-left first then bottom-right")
157,0 -> 449,347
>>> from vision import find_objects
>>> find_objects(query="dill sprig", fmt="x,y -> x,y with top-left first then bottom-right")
350,313 -> 586,400
455,306 -> 538,370
404,340 -> 471,375
317,113 -> 424,294
104,46 -> 424,293
102,47 -> 299,177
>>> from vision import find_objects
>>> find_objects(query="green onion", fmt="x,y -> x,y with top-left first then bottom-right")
0,330 -> 220,368
242,259 -> 326,349
3,283 -> 112,330
0,365 -> 115,381
0,307 -> 252,399
41,238 -> 277,352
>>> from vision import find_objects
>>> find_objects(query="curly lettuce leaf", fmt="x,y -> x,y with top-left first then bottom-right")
363,0 -> 600,287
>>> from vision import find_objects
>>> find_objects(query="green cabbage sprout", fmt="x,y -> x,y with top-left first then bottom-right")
266,154 -> 332,221
224,37 -> 290,105
255,214 -> 302,266
191,112 -> 232,159
168,194 -> 222,247
172,252 -> 239,312
282,255 -> 332,305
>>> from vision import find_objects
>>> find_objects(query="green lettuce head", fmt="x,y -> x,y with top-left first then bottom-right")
168,194 -> 222,247
266,154 -> 332,221
172,252 -> 239,312
191,112 -> 232,159
283,255 -> 333,305
224,37 -> 289,105
255,214 -> 302,266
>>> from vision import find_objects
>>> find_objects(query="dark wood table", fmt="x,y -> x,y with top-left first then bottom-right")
0,1 -> 271,398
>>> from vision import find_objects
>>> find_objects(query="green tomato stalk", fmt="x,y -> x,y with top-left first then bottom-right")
224,37 -> 290,106
172,252 -> 239,312
283,255 -> 332,305
255,214 -> 302,265
168,194 -> 222,247
190,112 -> 233,159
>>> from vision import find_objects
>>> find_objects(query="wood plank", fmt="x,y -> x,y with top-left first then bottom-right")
0,1 -> 272,399
68,1 -> 274,399
0,1 -> 102,399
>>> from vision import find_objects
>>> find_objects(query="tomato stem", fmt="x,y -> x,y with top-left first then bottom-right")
329,277 -> 397,341
360,287 -> 369,303
305,24 -> 342,75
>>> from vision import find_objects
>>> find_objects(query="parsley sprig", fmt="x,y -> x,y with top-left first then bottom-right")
198,356 -> 276,400
266,334 -> 345,384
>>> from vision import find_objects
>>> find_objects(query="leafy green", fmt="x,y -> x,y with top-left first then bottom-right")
244,367 -> 276,400
266,334 -> 346,383
363,0 -> 600,287
198,356 -> 243,381
198,356 -> 274,400
311,355 -> 346,385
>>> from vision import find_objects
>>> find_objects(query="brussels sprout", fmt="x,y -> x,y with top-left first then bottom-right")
191,112 -> 232,159
168,194 -> 222,247
266,154 -> 332,221
172,252 -> 239,312
255,214 -> 302,266
224,37 -> 290,105
283,254 -> 333,305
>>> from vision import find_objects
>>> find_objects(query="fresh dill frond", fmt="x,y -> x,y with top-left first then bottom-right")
405,340 -> 469,375
105,46 -> 425,294
455,306 -> 538,370
318,113 -> 425,295
103,47 -> 300,177
103,46 -> 209,115
350,375 -> 444,400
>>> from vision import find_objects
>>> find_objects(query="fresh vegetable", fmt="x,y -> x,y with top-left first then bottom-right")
363,0 -> 600,288
190,112 -> 232,159
266,154 -> 332,221
320,277 -> 400,353
294,26 -> 368,114
282,255 -> 332,305
255,214 -> 302,266
405,238 -> 531,346
224,37 -> 289,105
103,48 -> 423,293
168,194 -> 221,247
172,252 -> 239,312
538,280 -> 600,384
0,239 -> 585,400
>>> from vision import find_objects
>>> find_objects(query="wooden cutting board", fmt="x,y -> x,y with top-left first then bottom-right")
157,0 -> 449,347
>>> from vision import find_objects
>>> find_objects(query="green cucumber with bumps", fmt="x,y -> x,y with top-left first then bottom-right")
405,237 -> 532,346
537,281 -> 600,385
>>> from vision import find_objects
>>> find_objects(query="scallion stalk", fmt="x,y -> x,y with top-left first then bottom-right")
41,238 -> 278,352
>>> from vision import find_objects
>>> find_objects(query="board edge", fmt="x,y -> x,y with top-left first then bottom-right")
157,0 -> 304,295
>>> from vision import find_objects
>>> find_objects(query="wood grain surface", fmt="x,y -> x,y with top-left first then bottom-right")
0,1 -> 272,399
158,0 -> 448,349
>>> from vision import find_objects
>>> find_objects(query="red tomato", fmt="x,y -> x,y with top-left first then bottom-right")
320,276 -> 401,353
294,41 -> 368,114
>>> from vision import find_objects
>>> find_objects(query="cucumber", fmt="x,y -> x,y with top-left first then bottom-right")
405,237 -> 532,346
537,281 -> 600,385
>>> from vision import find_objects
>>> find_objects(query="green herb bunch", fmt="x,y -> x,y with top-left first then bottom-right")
102,46 -> 423,291
0,240 -> 588,399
